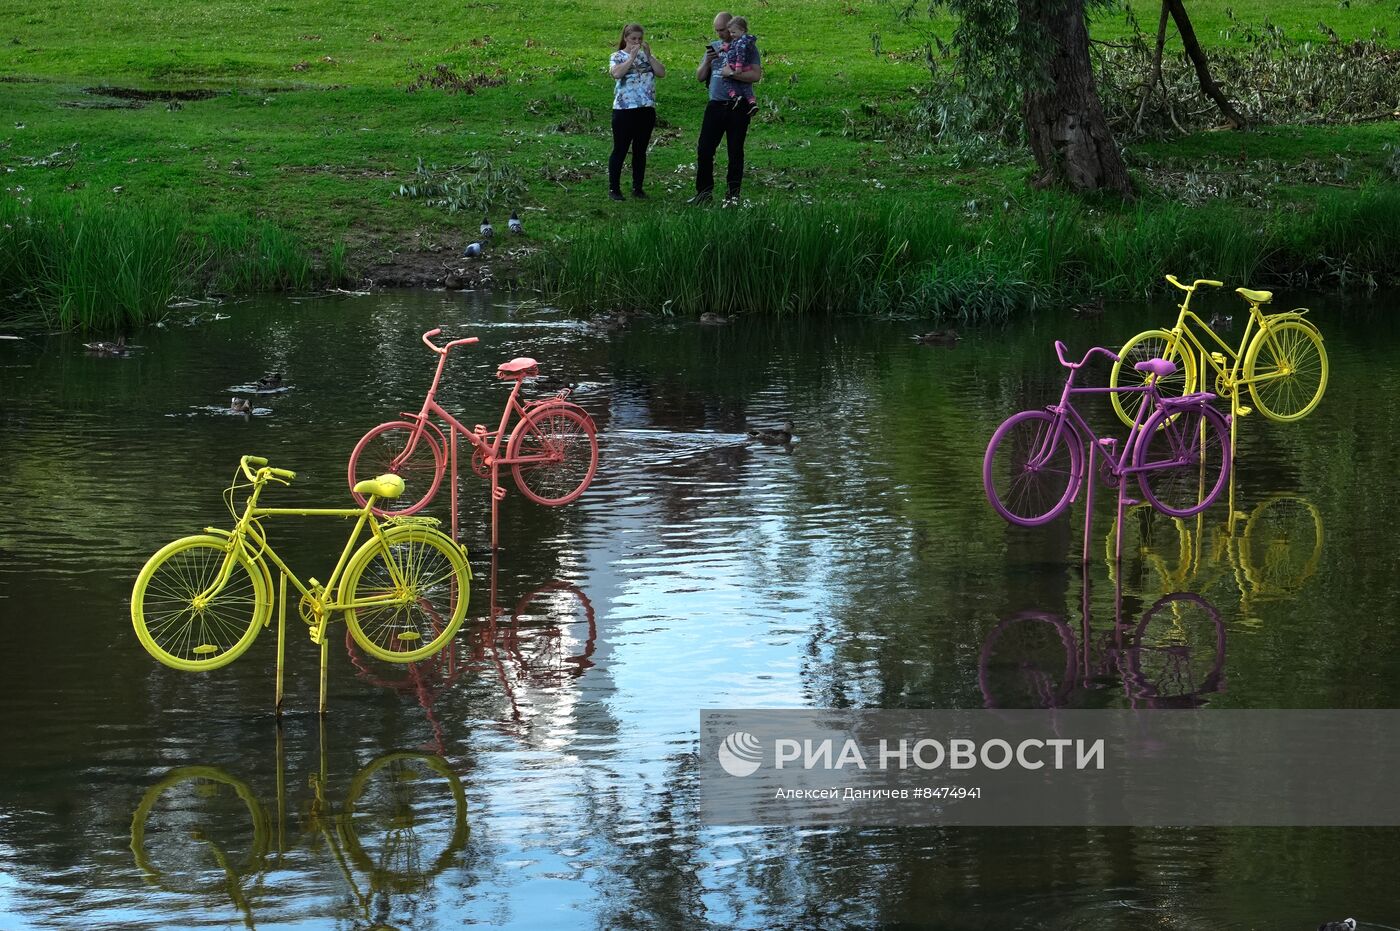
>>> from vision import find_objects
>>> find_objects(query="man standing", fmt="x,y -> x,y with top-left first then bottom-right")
693,11 -> 762,203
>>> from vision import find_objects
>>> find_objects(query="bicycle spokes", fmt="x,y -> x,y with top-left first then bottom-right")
1136,408 -> 1229,517
135,539 -> 264,669
985,412 -> 1079,524
345,531 -> 467,660
509,406 -> 598,506
1248,322 -> 1327,421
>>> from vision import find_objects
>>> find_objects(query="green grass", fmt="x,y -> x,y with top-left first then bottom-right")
1,0 -> 1397,326
537,186 -> 1400,318
0,193 -> 342,330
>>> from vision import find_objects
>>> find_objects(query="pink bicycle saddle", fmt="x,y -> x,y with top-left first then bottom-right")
1133,358 -> 1178,378
497,357 -> 539,377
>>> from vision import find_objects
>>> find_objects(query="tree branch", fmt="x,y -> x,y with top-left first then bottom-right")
1165,0 -> 1246,129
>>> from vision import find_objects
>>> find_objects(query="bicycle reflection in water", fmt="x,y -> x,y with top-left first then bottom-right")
468,556 -> 598,736
345,555 -> 598,742
1112,491 -> 1323,621
979,580 -> 1227,710
129,724 -> 468,930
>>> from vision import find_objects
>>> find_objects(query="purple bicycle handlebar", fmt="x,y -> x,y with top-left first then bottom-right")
1054,340 -> 1120,370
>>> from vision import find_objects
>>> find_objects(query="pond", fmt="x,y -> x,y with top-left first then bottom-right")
1,289 -> 1396,929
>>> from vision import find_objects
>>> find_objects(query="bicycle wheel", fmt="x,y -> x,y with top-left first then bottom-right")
131,535 -> 270,672
1125,593 -> 1226,707
1240,495 -> 1324,595
343,751 -> 469,892
130,765 -> 270,894
506,403 -> 598,506
983,410 -> 1082,526
1134,404 -> 1231,518
348,421 -> 445,516
343,525 -> 470,663
1109,329 -> 1198,428
1244,320 -> 1328,422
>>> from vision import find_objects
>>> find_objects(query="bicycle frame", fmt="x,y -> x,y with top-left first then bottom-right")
1161,284 -> 1301,393
201,461 -> 412,639
1037,364 -> 1162,483
381,328 -> 584,547
389,330 -> 568,473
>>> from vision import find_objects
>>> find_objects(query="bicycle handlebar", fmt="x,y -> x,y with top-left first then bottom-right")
240,455 -> 296,482
1054,340 -> 1120,370
1165,274 -> 1225,292
421,328 -> 480,355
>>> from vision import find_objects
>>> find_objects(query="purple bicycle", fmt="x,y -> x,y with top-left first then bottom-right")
984,341 -> 1231,525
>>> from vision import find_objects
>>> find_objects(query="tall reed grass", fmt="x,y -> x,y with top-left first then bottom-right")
0,194 -> 349,331
0,194 -> 195,331
536,187 -> 1400,319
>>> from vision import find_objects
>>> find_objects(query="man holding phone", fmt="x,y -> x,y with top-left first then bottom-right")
692,10 -> 762,204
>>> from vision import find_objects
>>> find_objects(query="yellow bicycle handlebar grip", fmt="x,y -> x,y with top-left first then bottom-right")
245,456 -> 269,467
269,467 -> 297,480
1197,279 -> 1224,287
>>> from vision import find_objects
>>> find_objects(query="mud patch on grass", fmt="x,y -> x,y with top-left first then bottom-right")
362,246 -> 533,290
82,86 -> 222,102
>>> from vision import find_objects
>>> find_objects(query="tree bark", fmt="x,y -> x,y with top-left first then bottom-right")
1164,0 -> 1246,129
1018,0 -> 1134,196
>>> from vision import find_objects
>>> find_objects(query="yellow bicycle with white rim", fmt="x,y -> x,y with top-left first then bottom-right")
1109,275 -> 1328,428
131,455 -> 471,671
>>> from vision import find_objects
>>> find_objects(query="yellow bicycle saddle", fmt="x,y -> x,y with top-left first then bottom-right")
353,474 -> 405,499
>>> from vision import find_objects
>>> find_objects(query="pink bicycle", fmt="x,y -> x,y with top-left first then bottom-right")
348,329 -> 599,531
983,340 -> 1231,525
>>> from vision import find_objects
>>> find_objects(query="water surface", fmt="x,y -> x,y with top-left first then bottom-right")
1,289 -> 1397,929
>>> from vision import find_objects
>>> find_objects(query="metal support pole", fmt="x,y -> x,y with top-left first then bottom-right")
491,464 -> 501,551
318,633 -> 329,716
275,573 -> 287,716
1114,474 -> 1126,564
1081,453 -> 1094,565
450,426 -> 460,544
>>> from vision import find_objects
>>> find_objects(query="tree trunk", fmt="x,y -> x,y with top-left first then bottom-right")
1018,0 -> 1134,196
1165,0 -> 1246,129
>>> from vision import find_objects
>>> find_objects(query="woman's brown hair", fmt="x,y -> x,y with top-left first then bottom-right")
617,23 -> 644,51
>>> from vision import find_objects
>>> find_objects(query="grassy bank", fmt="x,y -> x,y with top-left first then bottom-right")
1,0 -> 1398,328
539,186 -> 1400,318
0,194 -> 347,330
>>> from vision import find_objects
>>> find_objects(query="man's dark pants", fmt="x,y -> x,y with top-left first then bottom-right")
696,100 -> 752,198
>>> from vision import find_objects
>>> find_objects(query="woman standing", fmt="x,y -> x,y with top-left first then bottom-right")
608,24 -> 666,201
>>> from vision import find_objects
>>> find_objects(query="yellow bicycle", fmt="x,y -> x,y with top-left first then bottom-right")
131,455 -> 472,671
1109,275 -> 1328,427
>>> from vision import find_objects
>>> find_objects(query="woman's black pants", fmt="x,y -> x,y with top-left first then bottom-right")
609,106 -> 657,193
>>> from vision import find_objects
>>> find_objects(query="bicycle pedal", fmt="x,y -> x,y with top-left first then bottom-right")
1236,406 -> 1252,417
492,485 -> 508,502
1210,352 -> 1227,365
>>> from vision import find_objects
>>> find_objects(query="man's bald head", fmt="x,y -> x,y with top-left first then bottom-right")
713,11 -> 733,30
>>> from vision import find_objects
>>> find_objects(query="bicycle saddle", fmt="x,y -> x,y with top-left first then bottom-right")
353,474 -> 405,499
497,357 -> 539,378
1236,287 -> 1272,304
1134,358 -> 1178,378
